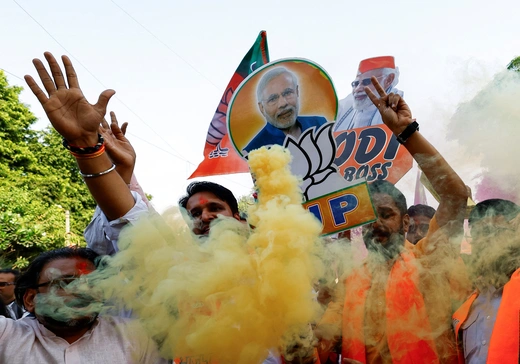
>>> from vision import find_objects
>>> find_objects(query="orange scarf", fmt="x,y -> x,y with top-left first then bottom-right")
342,250 -> 439,363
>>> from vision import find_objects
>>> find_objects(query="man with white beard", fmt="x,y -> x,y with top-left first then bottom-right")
334,56 -> 403,131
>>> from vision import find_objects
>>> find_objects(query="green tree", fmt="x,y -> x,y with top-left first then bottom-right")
0,71 -> 95,268
507,56 -> 520,72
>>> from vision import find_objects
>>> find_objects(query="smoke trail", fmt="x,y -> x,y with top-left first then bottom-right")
40,145 -> 340,363
448,68 -> 520,202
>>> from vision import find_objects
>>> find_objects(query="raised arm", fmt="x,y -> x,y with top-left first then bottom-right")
24,52 -> 135,221
365,77 -> 468,227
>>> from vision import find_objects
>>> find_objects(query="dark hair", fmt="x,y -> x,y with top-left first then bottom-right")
179,182 -> 239,215
368,180 -> 407,216
0,299 -> 10,318
0,268 -> 20,280
407,204 -> 436,219
469,198 -> 520,226
14,248 -> 99,309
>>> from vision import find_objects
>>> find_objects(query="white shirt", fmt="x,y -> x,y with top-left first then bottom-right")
0,315 -> 167,364
83,191 -> 148,255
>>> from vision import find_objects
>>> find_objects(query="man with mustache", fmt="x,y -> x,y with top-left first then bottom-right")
334,56 -> 402,131
25,52 -> 281,364
453,199 -> 520,363
0,248 -> 165,363
178,181 -> 241,236
317,77 -> 469,363
243,67 -> 327,154
407,204 -> 437,245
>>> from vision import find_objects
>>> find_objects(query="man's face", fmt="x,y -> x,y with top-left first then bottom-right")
407,214 -> 432,245
470,215 -> 514,255
352,69 -> 394,111
468,214 -> 519,286
186,191 -> 240,236
362,193 -> 409,251
24,257 -> 98,331
0,273 -> 16,304
258,73 -> 300,130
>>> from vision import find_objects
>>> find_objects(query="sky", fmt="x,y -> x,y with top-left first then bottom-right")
1,0 -> 519,213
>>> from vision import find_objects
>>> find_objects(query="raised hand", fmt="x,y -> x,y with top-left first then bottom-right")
100,111 -> 136,183
364,76 -> 413,135
24,52 -> 115,146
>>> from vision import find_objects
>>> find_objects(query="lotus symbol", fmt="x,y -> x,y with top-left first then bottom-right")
284,123 -> 353,200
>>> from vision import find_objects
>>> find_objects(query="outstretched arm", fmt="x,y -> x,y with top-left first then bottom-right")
24,52 -> 135,221
365,77 -> 468,227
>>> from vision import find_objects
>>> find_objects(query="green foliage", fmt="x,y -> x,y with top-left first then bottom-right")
0,71 -> 95,268
507,56 -> 520,72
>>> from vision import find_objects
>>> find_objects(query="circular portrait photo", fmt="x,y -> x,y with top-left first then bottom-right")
227,58 -> 338,157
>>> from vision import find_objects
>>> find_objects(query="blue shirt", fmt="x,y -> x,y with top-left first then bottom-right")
243,115 -> 328,154
462,286 -> 502,364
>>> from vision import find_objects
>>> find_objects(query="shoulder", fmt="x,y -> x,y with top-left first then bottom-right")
0,316 -> 37,340
243,125 -> 271,153
99,317 -> 166,363
298,116 -> 328,128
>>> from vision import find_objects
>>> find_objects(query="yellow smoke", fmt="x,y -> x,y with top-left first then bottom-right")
82,145 -> 328,363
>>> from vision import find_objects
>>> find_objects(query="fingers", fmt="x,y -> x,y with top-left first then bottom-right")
100,117 -> 110,130
388,93 -> 400,112
364,86 -> 380,108
94,89 -> 116,115
61,55 -> 80,89
110,111 -> 119,126
109,111 -> 124,137
32,57 -> 56,96
371,76 -> 386,97
24,75 -> 49,104
120,122 -> 128,136
44,52 -> 67,90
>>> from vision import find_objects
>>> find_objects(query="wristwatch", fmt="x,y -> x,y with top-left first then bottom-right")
396,120 -> 419,144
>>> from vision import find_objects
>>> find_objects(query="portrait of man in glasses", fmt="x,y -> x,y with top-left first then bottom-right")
334,56 -> 403,131
242,67 -> 328,154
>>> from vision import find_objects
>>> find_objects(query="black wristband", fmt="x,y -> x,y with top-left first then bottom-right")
396,121 -> 419,144
62,134 -> 104,154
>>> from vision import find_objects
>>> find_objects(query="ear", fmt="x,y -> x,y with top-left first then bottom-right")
23,288 -> 37,314
384,73 -> 395,89
402,214 -> 410,234
258,101 -> 265,116
233,212 -> 241,221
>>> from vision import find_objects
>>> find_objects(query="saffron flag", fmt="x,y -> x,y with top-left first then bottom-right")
189,31 -> 269,178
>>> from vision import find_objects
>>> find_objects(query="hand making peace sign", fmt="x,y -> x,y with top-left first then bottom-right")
364,76 -> 414,135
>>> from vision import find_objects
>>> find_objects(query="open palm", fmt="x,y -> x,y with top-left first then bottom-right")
25,52 -> 114,145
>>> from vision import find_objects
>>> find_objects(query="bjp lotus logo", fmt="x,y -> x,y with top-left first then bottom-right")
284,123 -> 354,200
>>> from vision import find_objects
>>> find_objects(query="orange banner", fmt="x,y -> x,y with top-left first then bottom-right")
333,125 -> 412,184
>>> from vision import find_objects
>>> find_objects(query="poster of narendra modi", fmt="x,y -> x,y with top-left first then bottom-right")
334,56 -> 403,131
227,59 -> 377,234
332,56 -> 412,185
227,58 -> 338,157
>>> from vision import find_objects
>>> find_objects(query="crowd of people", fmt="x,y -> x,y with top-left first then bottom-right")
0,51 -> 518,364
